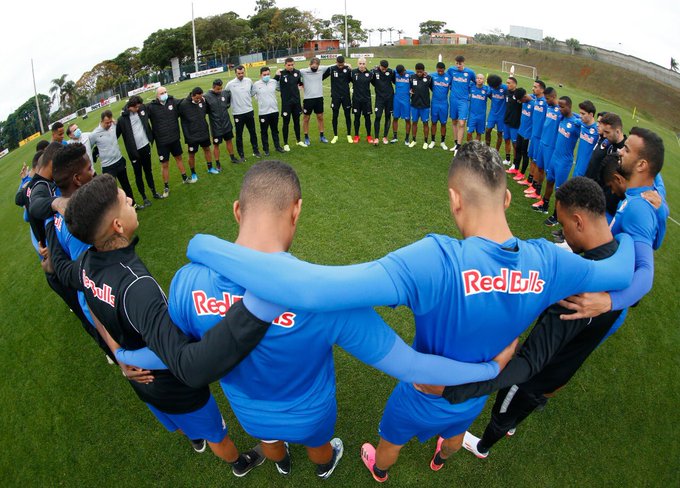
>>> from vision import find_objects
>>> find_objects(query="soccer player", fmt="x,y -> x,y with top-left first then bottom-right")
252,67 -> 285,156
519,80 -> 547,191
323,55 -> 352,144
502,77 -> 522,165
423,177 -> 626,460
89,110 -> 137,204
429,62 -> 450,150
507,88 -> 531,180
177,87 -> 215,178
538,96 -> 581,221
572,101 -> 598,177
446,55 -> 475,154
66,123 -> 94,165
226,66 -> 262,161
300,58 -> 328,145
185,142 -> 634,483
275,58 -> 305,150
391,65 -> 415,145
371,60 -> 396,145
467,74 -> 489,143
408,63 -> 433,149
117,96 -> 161,206
526,87 -> 559,203
351,57 -> 374,143
167,160 -> 516,480
484,75 -> 507,151
204,78 -> 240,167
51,121 -> 66,144
148,86 -> 191,195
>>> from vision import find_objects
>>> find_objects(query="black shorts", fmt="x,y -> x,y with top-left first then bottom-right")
212,131 -> 233,144
352,99 -> 372,116
303,97 -> 324,115
187,139 -> 210,153
331,95 -> 351,110
375,97 -> 394,114
156,139 -> 183,162
281,102 -> 301,118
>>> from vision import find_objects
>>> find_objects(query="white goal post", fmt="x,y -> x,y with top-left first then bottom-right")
501,61 -> 537,80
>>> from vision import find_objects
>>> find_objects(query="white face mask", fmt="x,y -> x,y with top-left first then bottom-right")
73,128 -> 82,138
159,93 -> 168,102
262,75 -> 271,83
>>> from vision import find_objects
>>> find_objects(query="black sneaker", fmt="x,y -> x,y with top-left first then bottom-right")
216,161 -> 222,172
553,230 -> 565,244
544,215 -> 558,226
264,150 -> 270,157
190,439 -> 207,453
143,198 -> 152,208
275,146 -> 286,154
551,229 -> 562,237
275,442 -> 291,476
232,444 -> 266,478
253,151 -> 263,158
316,438 -> 344,479
152,192 -> 164,200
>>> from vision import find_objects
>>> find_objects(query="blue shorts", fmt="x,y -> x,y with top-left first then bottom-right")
147,395 -> 227,443
411,107 -> 430,123
536,143 -> 555,170
378,382 -> 487,445
551,156 -> 575,186
504,126 -> 519,142
486,116 -> 505,133
467,116 -> 485,134
393,97 -> 411,120
430,103 -> 448,124
529,136 -> 541,160
449,98 -> 469,120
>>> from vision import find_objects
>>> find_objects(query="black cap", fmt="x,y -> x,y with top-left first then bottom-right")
213,79 -> 223,86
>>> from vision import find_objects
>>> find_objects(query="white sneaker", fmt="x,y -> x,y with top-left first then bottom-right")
428,140 -> 436,149
283,144 -> 291,152
422,142 -> 429,150
462,431 -> 488,459
506,428 -> 516,437
316,438 -> 344,479
331,136 -> 338,144
503,158 -> 512,166
347,135 -> 353,143
440,142 -> 449,150
408,140 -> 417,148
404,140 -> 410,146
297,141 -> 308,148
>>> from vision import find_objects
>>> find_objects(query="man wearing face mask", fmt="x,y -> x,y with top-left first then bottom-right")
66,123 -> 94,166
252,67 -> 284,156
226,65 -> 261,162
300,58 -> 329,146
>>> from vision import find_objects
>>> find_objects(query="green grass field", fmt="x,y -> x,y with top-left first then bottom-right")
0,57 -> 678,486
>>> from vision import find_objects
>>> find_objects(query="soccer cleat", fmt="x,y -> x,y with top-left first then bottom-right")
440,142 -> 449,150
275,146 -> 286,153
305,136 -> 311,146
390,137 -> 398,144
331,136 -> 338,144
353,135 -> 360,143
428,140 -> 436,149
254,151 -> 263,158
182,178 -> 192,184
232,444 -> 266,478
105,354 -> 115,365
230,155 -> 240,163
408,140 -> 417,148
517,178 -> 531,186
189,174 -> 198,183
143,199 -> 152,208
283,145 -> 291,152
553,231 -> 566,244
373,138 -> 379,146
382,137 -> 389,145
544,215 -> 558,227
513,172 -> 526,181
423,142 -> 429,150
404,140 -> 410,146
524,190 -> 541,199
506,167 -> 519,175
367,136 -> 374,144
275,442 -> 291,476
190,439 -> 207,453
506,428 -> 517,437
360,443 -> 388,483
162,188 -> 170,198
531,199 -> 545,209
430,436 -> 446,471
208,167 -> 219,175
316,438 -> 344,480
216,161 -> 222,172
153,192 -> 164,200
524,186 -> 537,193
264,150 -> 270,157
533,202 -> 549,214
297,141 -> 308,148
450,143 -> 461,155
347,135 -> 354,143
462,432 -> 489,459
503,158 -> 512,166
320,135 -> 329,143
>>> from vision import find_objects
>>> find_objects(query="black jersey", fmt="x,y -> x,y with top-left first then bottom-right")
323,65 -> 352,99
503,89 -> 522,129
351,69 -> 374,103
275,69 -> 303,105
26,174 -> 56,246
409,74 -> 433,109
371,68 -> 395,100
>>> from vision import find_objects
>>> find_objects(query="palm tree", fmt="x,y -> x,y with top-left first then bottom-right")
377,28 -> 386,46
388,28 -> 394,43
49,74 -> 68,108
397,29 -> 404,41
61,81 -> 78,111
671,57 -> 679,72
367,28 -> 374,47
212,39 -> 228,66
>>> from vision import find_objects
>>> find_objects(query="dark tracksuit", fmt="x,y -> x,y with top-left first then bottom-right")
324,65 -> 352,136
275,69 -> 303,144
117,106 -> 157,199
351,69 -> 374,136
371,68 -> 396,139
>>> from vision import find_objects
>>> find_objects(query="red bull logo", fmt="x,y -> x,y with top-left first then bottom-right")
192,290 -> 296,327
462,268 -> 545,296
82,271 -> 115,306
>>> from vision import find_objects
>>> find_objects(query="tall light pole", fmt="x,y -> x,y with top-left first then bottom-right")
344,0 -> 349,56
192,2 -> 199,72
31,58 -> 45,134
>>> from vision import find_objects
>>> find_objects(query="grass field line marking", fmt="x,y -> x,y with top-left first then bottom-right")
669,216 -> 680,227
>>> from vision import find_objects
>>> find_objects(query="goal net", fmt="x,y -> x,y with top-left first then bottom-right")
501,61 -> 537,80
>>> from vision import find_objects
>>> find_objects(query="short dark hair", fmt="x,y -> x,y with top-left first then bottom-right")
235,65 -> 245,71
436,62 -> 445,69
600,112 -> 622,129
310,57 -> 320,65
559,95 -> 572,107
415,62 -> 425,70
32,150 -> 44,169
544,87 -> 556,97
602,154 -> 622,183
65,124 -> 75,136
487,74 -> 502,89
448,141 -> 506,197
455,55 -> 465,63
507,76 -> 518,84
66,174 -> 119,245
380,59 -> 389,68
101,110 -> 113,121
52,143 -> 89,191
395,64 -> 405,75
212,78 -> 223,86
630,127 -> 664,176
515,87 -> 527,100
597,111 -> 609,119
336,55 -> 345,63
259,66 -> 270,74
534,79 -> 546,90
555,177 -> 606,216
51,121 -> 64,132
579,100 -> 596,115
239,160 -> 301,216
284,57 -> 294,63
127,95 -> 143,107
191,86 -> 203,97
36,140 -> 49,152
39,142 -> 64,170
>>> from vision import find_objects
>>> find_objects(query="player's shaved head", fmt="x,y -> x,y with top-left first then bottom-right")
66,174 -> 120,245
239,160 -> 301,217
38,142 -> 63,171
448,141 -> 507,206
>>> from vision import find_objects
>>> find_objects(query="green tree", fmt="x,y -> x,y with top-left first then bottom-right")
543,36 -> 557,50
49,74 -> 68,107
419,20 -> 446,36
566,38 -> 581,55
255,0 -> 275,12
330,14 -> 367,45
671,57 -> 678,72
443,28 -> 456,34
112,47 -> 143,78
140,26 -> 193,69
1,95 -> 51,149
